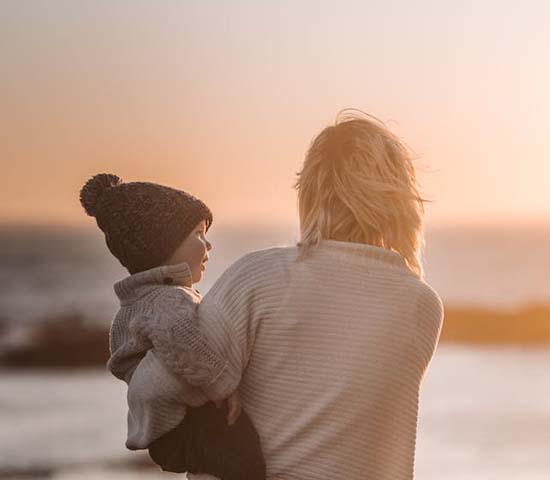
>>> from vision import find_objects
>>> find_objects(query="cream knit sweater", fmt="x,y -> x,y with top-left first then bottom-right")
133,240 -> 444,480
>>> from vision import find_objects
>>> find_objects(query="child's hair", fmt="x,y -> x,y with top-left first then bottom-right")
293,109 -> 427,278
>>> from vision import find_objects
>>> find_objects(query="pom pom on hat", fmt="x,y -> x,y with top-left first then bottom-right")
79,173 -> 123,217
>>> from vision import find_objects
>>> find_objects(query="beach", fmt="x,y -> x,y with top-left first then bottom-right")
1,224 -> 549,478
2,346 -> 550,479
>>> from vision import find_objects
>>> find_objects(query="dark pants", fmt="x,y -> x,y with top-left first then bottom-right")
148,402 -> 266,480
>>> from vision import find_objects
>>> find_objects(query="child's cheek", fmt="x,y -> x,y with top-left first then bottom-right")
189,239 -> 206,267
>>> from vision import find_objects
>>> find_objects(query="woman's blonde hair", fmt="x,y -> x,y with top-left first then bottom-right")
293,109 -> 427,278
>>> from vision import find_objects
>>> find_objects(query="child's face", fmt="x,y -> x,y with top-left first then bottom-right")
165,220 -> 212,285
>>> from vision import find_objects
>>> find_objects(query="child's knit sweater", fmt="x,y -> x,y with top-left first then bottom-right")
108,261 -> 239,449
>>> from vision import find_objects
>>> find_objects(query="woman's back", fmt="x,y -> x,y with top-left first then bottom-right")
198,240 -> 443,480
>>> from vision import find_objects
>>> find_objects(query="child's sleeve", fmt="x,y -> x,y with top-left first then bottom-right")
131,289 -> 239,399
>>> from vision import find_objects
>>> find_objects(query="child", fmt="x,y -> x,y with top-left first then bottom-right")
79,173 -> 266,480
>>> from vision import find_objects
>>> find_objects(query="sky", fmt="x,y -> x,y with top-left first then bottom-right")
2,0 -> 549,228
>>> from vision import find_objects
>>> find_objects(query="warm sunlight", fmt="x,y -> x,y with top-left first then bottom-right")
2,1 -> 550,228
2,2 -> 549,480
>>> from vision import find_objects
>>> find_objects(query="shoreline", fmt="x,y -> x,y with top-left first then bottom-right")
440,305 -> 550,345
0,305 -> 549,369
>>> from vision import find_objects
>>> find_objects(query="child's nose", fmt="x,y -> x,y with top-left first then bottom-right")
206,240 -> 212,251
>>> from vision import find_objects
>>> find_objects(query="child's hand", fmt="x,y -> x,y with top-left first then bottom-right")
214,391 -> 242,426
226,391 -> 242,426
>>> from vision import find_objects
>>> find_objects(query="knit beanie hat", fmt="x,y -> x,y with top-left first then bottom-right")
79,173 -> 213,274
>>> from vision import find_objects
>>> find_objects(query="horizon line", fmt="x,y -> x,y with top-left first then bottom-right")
1,217 -> 550,231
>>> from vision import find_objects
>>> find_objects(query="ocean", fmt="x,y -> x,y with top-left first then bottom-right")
1,223 -> 549,479
1,223 -> 550,327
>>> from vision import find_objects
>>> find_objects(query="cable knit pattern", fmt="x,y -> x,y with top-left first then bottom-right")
129,292 -> 229,387
182,240 -> 444,480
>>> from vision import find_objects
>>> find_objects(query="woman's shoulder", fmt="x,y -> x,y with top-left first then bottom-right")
238,244 -> 297,263
209,246 -> 297,296
412,278 -> 444,324
225,245 -> 298,274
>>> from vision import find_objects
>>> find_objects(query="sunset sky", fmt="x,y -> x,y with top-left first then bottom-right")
2,0 -> 549,228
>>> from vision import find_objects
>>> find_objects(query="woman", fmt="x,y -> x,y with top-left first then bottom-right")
151,109 -> 443,480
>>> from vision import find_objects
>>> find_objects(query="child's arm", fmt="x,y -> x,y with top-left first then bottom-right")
129,288 -> 239,401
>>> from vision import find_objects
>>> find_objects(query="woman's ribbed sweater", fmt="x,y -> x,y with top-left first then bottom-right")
185,239 -> 444,480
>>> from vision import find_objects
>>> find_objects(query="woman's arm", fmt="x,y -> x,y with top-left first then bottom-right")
414,282 -> 445,374
129,288 -> 239,400
194,250 -> 277,401
141,249 -> 281,404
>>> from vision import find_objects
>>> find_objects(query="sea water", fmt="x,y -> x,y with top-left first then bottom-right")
1,223 -> 550,326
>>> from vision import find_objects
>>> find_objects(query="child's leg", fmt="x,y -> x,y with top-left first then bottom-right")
186,402 -> 266,480
148,414 -> 197,473
149,402 -> 265,480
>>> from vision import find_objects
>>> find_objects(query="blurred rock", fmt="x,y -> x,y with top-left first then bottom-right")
0,465 -> 54,478
0,312 -> 109,368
